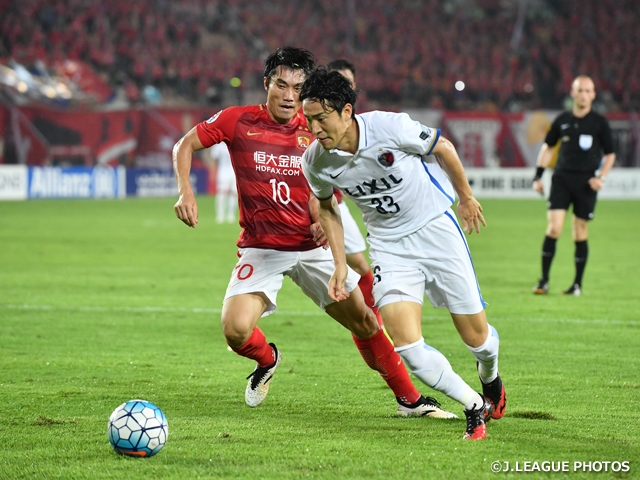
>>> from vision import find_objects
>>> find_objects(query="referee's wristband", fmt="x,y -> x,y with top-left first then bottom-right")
533,166 -> 545,181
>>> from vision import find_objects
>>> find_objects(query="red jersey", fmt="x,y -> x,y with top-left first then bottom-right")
197,105 -> 316,251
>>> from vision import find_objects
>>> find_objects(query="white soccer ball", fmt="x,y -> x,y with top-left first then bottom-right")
107,399 -> 168,457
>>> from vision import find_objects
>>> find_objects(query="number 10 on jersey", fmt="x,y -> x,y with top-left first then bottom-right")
269,179 -> 291,205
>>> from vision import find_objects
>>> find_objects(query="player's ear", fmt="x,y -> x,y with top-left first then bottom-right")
342,103 -> 353,121
263,77 -> 269,91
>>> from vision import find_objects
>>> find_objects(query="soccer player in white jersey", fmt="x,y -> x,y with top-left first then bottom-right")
300,68 -> 506,440
208,142 -> 237,223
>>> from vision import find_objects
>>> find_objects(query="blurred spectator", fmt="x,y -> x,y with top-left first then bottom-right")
0,0 -> 638,111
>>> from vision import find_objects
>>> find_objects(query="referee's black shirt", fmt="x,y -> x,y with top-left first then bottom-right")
545,110 -> 614,174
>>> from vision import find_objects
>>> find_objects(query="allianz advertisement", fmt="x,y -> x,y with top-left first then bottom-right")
0,166 -> 208,200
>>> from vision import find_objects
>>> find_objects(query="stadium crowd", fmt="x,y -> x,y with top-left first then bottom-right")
0,0 -> 638,111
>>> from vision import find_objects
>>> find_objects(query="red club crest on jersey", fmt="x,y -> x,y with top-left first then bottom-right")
297,133 -> 311,149
206,111 -> 222,123
377,151 -> 395,167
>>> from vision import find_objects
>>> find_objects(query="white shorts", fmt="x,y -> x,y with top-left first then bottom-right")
338,201 -> 367,255
368,209 -> 485,315
224,246 -> 361,316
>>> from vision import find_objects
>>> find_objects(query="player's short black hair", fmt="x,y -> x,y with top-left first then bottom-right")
263,46 -> 316,84
327,59 -> 356,78
300,67 -> 358,118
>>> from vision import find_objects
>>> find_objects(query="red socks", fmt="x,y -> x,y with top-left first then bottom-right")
358,270 -> 376,307
229,327 -> 275,367
358,270 -> 384,327
352,329 -> 421,404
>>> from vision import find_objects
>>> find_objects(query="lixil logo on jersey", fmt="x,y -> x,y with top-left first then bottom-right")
377,150 -> 395,168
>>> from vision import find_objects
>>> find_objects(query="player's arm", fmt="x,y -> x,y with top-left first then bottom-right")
308,196 -> 328,248
431,136 -> 486,234
532,143 -> 554,194
317,195 -> 350,302
173,127 -> 205,228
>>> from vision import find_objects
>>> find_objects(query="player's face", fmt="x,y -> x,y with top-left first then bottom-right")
264,66 -> 306,124
571,77 -> 596,110
303,99 -> 352,150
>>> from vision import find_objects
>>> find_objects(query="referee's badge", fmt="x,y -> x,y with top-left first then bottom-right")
377,150 -> 395,168
579,134 -> 593,151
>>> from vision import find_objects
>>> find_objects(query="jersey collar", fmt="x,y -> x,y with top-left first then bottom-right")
328,114 -> 367,156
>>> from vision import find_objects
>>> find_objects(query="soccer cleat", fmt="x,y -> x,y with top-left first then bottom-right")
245,343 -> 281,407
563,283 -> 582,296
480,373 -> 507,420
397,395 -> 458,419
463,395 -> 493,440
532,279 -> 549,295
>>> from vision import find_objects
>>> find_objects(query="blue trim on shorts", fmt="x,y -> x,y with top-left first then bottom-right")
422,162 -> 455,204
443,210 -> 486,308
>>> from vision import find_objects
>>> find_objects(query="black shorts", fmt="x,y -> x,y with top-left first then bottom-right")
548,171 -> 597,220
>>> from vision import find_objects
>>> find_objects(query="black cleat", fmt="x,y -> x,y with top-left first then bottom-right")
533,279 -> 549,295
480,373 -> 506,420
463,395 -> 493,440
562,283 -> 582,296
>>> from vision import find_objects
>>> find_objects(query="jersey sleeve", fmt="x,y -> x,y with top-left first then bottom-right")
302,144 -> 334,201
599,117 -> 615,155
389,112 -> 441,156
544,115 -> 562,147
196,107 -> 241,148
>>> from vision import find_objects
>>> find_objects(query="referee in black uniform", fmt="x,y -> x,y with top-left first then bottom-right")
532,75 -> 616,296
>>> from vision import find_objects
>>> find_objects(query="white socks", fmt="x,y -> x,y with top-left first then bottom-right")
466,325 -> 499,383
395,338 -> 483,410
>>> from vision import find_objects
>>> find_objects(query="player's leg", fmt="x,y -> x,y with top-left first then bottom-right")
564,184 -> 596,295
290,247 -> 453,418
383,301 -> 486,414
339,201 -> 383,326
222,248 -> 290,406
451,311 -> 505,420
564,215 -> 588,295
535,174 -> 570,293
226,188 -> 238,223
215,188 -> 228,224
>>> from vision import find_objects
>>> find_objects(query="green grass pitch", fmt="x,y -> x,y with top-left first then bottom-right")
0,197 -> 638,479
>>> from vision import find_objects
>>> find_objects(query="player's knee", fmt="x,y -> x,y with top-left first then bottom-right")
546,224 -> 562,238
344,306 -> 379,338
221,316 -> 252,347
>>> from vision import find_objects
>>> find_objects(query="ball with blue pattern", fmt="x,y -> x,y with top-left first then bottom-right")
108,399 -> 168,457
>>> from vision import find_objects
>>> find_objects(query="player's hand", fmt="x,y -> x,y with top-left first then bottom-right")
457,196 -> 486,234
310,221 -> 328,249
532,179 -> 544,195
328,264 -> 350,302
174,191 -> 199,227
588,177 -> 604,191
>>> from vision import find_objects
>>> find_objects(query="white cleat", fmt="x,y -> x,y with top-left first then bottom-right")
397,396 -> 458,419
245,343 -> 281,407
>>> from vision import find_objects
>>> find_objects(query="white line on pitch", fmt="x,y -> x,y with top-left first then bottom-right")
0,303 -> 637,325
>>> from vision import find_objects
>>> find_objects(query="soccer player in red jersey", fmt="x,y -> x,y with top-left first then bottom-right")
172,47 -> 454,418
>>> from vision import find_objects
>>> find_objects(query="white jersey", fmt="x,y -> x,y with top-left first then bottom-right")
302,111 -> 455,240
